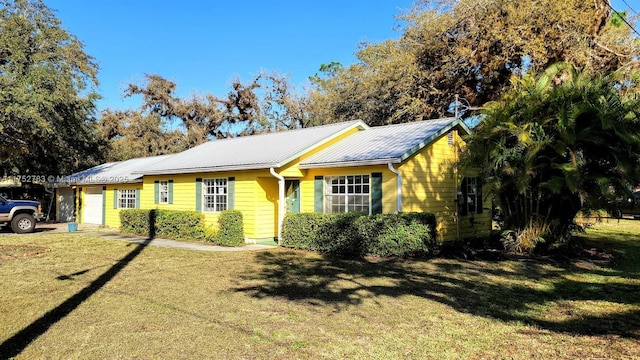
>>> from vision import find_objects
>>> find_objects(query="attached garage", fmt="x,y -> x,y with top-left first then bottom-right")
83,187 -> 104,225
59,155 -> 171,227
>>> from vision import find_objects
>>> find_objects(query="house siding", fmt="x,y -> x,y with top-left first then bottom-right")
399,130 -> 491,241
300,166 -> 396,215
278,126 -> 364,178
142,170 -> 277,239
104,183 -> 141,228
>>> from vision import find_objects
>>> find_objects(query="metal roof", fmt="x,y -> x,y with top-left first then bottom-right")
62,155 -> 174,185
137,120 -> 368,175
299,118 -> 470,168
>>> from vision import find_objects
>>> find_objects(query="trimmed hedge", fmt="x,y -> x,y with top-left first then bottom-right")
155,210 -> 206,241
281,212 -> 437,257
119,209 -> 244,246
120,209 -> 154,237
215,210 -> 244,246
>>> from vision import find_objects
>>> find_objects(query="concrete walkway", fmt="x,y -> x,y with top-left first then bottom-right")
35,222 -> 278,252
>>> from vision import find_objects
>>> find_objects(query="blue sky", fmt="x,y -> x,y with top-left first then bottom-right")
46,0 -> 416,112
45,0 -> 636,113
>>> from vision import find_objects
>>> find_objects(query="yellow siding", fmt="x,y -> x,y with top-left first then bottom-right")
300,166 -> 396,214
297,130 -> 490,242
399,130 -> 491,241
278,126 -> 364,178
143,170 -> 278,239
104,183 -> 141,228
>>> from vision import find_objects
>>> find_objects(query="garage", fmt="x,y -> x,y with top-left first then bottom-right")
83,187 -> 103,225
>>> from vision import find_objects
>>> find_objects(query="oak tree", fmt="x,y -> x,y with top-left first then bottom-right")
0,0 -> 102,175
309,0 -> 639,126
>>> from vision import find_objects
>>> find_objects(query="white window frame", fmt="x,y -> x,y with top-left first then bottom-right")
159,180 -> 169,204
118,189 -> 136,209
466,177 -> 478,214
203,178 -> 227,212
324,175 -> 370,214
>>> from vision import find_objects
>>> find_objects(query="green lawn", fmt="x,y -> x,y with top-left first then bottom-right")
1,219 -> 639,359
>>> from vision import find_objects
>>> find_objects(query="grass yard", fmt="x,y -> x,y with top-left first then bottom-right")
1,219 -> 639,359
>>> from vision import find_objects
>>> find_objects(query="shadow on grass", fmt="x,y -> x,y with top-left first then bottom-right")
0,238 -> 153,358
234,232 -> 640,339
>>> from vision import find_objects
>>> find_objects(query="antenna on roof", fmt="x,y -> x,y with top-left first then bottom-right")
453,94 -> 482,119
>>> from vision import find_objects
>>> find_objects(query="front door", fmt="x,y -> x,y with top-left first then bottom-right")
285,180 -> 300,213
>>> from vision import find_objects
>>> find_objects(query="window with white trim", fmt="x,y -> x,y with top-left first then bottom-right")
203,178 -> 227,212
465,177 -> 478,214
325,175 -> 370,214
118,189 -> 136,209
159,180 -> 169,204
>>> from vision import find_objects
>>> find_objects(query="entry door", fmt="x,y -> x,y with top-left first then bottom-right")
285,180 -> 300,213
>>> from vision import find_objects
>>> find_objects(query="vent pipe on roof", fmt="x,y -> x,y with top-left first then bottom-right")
387,163 -> 402,212
270,168 -> 285,245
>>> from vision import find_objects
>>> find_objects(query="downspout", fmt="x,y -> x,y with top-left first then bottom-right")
269,168 -> 285,245
387,163 -> 402,212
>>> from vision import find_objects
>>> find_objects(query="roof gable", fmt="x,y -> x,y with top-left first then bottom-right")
299,118 -> 470,168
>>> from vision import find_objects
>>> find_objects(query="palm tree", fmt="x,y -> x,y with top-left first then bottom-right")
464,63 -> 640,252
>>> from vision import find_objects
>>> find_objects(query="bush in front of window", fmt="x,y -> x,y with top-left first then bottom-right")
214,210 -> 244,246
120,209 -> 245,245
281,212 -> 364,256
281,212 -> 436,257
120,209 -> 154,237
154,210 -> 206,241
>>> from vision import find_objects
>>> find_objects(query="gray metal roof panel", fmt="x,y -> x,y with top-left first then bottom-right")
138,120 -> 367,175
300,118 -> 466,168
63,155 -> 174,185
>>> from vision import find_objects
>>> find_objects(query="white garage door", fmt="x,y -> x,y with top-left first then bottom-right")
83,187 -> 103,225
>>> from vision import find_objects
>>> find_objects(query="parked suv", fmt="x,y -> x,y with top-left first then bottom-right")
0,195 -> 44,233
612,190 -> 640,219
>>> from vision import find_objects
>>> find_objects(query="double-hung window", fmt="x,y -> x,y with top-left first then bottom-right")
325,175 -> 370,214
117,189 -> 136,209
465,177 -> 477,214
159,180 -> 169,204
460,176 -> 482,215
203,178 -> 227,212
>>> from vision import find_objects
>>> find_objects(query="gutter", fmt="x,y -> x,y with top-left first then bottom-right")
269,168 -> 285,245
387,163 -> 402,212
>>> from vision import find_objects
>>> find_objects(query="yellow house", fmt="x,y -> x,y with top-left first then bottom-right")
59,119 -> 490,242
55,155 -> 173,225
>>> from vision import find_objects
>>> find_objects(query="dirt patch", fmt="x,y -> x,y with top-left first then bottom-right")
0,244 -> 50,262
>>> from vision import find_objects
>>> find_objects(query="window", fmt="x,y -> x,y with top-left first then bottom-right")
118,189 -> 136,209
325,175 -> 370,214
465,177 -> 477,214
203,178 -> 227,212
460,176 -> 482,215
159,180 -> 169,204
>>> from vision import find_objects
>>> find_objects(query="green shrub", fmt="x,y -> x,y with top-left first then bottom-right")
119,209 -> 154,237
361,216 -> 433,257
215,210 -> 244,246
282,212 -> 437,257
154,210 -> 206,241
119,209 -> 245,246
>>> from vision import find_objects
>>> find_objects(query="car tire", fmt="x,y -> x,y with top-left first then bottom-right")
11,213 -> 36,234
612,208 -> 623,219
